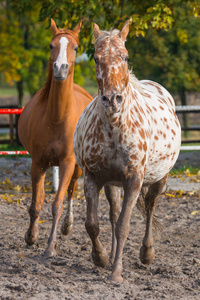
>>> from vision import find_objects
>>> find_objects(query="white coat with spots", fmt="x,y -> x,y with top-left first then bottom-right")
74,21 -> 181,283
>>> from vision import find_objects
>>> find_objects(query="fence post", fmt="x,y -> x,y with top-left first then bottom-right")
52,166 -> 59,193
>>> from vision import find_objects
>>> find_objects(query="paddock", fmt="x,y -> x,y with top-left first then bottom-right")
0,155 -> 199,299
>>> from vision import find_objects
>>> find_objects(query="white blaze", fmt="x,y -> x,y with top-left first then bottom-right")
55,37 -> 69,69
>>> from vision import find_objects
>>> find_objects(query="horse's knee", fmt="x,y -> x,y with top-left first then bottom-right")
29,205 -> 40,219
52,201 -> 63,218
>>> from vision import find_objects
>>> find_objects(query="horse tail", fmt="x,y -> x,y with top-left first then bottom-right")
136,187 -> 163,232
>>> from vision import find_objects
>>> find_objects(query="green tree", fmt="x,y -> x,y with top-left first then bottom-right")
0,0 -> 50,107
128,0 -> 200,133
1,0 -> 199,111
39,0 -> 174,56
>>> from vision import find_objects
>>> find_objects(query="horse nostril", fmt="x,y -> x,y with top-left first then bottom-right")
116,95 -> 122,103
61,63 -> 68,70
102,95 -> 110,102
53,62 -> 59,71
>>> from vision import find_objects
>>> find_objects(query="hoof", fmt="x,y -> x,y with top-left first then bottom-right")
44,246 -> 57,258
92,249 -> 109,268
61,222 -> 73,236
25,230 -> 38,246
108,273 -> 123,283
140,245 -> 155,265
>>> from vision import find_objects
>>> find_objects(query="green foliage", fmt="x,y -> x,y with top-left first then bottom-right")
39,0 -> 175,57
0,0 -> 51,101
129,0 -> 200,95
1,0 -> 200,105
74,58 -> 96,87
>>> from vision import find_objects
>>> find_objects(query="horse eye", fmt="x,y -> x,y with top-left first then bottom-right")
125,56 -> 128,62
94,57 -> 99,64
74,46 -> 78,52
50,44 -> 53,50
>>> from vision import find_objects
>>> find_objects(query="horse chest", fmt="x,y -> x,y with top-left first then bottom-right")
82,119 -> 147,178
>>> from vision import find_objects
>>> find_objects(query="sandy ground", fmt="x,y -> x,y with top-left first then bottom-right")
0,153 -> 199,299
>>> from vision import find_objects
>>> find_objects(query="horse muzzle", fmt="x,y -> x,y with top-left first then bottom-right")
53,62 -> 69,81
101,93 -> 123,112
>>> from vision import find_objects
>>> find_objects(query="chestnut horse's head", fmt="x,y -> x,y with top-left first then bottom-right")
93,21 -> 130,113
50,19 -> 82,81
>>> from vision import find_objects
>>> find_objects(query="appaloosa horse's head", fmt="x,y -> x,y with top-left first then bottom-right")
93,21 -> 130,112
50,19 -> 82,81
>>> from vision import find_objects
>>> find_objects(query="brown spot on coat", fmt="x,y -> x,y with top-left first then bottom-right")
171,129 -> 176,135
139,128 -> 145,139
138,140 -> 143,150
141,154 -> 146,165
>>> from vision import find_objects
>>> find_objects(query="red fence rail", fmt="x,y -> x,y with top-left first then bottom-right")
0,151 -> 28,155
0,108 -> 23,115
0,108 -> 29,155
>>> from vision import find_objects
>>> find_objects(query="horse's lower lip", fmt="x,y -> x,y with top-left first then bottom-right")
102,99 -> 109,107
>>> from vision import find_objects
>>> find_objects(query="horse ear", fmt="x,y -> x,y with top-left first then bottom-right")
73,20 -> 82,35
119,20 -> 129,42
51,18 -> 59,36
93,23 -> 100,40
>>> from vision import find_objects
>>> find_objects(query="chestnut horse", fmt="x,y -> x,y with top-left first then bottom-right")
74,21 -> 181,282
18,19 -> 92,257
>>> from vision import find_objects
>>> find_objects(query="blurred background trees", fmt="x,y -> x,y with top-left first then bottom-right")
0,0 -> 200,112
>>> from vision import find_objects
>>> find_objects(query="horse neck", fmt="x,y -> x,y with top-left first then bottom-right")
46,71 -> 74,123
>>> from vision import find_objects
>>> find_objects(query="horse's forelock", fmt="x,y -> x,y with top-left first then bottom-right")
94,29 -> 120,47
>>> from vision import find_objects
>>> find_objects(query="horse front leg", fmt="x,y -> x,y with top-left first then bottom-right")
110,173 -> 142,283
104,185 -> 121,264
84,169 -> 109,268
61,164 -> 82,235
25,163 -> 46,245
44,160 -> 75,257
140,173 -> 168,265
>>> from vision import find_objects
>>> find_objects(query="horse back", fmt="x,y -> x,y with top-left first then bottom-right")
140,80 -> 176,111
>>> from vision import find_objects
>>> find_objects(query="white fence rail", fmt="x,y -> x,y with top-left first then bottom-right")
176,105 -> 200,151
0,106 -> 199,192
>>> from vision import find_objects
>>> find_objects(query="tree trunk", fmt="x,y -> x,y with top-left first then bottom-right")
16,80 -> 24,108
179,87 -> 189,138
16,80 -> 24,145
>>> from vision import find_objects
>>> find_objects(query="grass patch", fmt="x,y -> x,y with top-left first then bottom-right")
0,86 -> 18,97
0,85 -> 29,97
0,142 -> 29,158
170,165 -> 200,177
0,133 -> 10,140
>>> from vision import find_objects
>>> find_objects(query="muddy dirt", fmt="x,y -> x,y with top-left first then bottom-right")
0,156 -> 200,299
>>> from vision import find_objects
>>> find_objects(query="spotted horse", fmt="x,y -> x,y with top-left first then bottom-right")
74,21 -> 181,282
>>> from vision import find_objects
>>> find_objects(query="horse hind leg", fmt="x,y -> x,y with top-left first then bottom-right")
61,165 -> 82,236
140,173 -> 168,265
25,163 -> 46,245
104,185 -> 121,264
